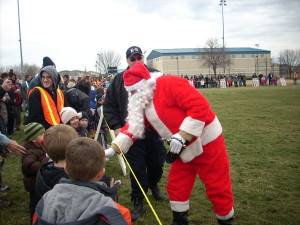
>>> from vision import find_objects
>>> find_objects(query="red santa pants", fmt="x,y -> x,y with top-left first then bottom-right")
166,135 -> 234,216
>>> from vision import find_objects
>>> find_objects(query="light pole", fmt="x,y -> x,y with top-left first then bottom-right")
17,0 -> 24,80
220,0 -> 227,75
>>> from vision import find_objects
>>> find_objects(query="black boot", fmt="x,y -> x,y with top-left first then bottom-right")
131,197 -> 145,221
217,216 -> 234,225
149,184 -> 164,200
172,211 -> 189,225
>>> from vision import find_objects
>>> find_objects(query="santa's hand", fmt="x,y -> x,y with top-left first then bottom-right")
170,133 -> 186,154
105,148 -> 116,159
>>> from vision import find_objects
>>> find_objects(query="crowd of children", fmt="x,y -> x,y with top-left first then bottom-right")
23,124 -> 128,224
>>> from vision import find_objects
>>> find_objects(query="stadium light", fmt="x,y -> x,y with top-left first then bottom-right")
220,0 -> 227,75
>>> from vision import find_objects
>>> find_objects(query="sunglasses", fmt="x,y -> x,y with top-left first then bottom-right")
130,56 -> 142,62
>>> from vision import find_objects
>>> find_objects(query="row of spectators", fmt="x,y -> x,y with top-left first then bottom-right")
178,73 -> 283,88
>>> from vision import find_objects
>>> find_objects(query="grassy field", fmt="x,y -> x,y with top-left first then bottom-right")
1,83 -> 299,225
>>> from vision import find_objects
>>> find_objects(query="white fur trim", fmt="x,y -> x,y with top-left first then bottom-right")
145,101 -> 173,139
180,138 -> 203,163
125,79 -> 147,92
144,102 -> 222,163
179,116 -> 205,137
170,200 -> 190,212
113,133 -> 133,154
147,78 -> 156,88
201,116 -> 222,146
150,71 -> 163,79
216,208 -> 234,220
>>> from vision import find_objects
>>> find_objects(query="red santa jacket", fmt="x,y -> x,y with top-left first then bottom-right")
115,75 -> 222,162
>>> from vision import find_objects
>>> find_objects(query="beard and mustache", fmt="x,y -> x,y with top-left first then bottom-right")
127,84 -> 155,139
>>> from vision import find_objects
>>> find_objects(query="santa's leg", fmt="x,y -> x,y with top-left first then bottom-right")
195,135 -> 234,224
166,159 -> 197,225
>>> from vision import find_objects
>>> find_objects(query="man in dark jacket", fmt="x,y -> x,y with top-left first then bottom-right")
103,46 -> 167,221
65,77 -> 91,115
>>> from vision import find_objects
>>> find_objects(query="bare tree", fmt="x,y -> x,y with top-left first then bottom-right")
0,63 -> 39,78
279,49 -> 300,78
23,63 -> 40,76
199,38 -> 231,76
96,50 -> 122,75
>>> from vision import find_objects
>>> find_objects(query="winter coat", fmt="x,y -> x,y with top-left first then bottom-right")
65,88 -> 90,114
35,162 -> 69,203
11,82 -> 22,106
32,178 -> 131,225
21,141 -> 48,192
35,162 -> 119,204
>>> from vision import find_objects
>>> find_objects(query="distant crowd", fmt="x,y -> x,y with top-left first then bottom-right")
179,71 -> 298,88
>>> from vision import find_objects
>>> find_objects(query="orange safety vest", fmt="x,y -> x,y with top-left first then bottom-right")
28,87 -> 64,125
294,73 -> 298,79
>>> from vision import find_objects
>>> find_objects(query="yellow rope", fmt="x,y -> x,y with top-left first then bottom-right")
104,119 -> 163,225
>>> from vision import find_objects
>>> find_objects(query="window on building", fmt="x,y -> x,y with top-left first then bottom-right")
261,54 -> 264,58
192,55 -> 196,59
242,54 -> 245,58
232,55 -> 236,58
181,56 -> 185,59
251,54 -> 255,58
171,56 -> 174,60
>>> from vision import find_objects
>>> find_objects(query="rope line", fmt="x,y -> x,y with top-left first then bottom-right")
104,119 -> 163,225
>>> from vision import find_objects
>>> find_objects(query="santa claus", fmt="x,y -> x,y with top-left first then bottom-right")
105,62 -> 234,225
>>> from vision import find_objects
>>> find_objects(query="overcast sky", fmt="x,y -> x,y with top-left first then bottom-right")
1,0 -> 300,72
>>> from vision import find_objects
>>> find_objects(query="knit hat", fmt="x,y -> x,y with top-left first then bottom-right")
42,56 -> 56,68
24,122 -> 45,141
126,46 -> 143,59
80,111 -> 89,120
123,62 -> 156,92
60,107 -> 82,124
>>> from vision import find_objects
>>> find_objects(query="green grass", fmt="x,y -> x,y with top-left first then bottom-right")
1,84 -> 300,225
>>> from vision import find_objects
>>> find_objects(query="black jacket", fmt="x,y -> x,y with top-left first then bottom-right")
103,65 -> 158,130
35,162 -> 117,203
0,86 -> 6,99
65,87 -> 90,114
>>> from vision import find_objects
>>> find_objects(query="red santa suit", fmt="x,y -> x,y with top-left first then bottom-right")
112,62 -> 234,220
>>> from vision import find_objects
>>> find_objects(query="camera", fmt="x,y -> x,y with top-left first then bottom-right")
8,69 -> 13,80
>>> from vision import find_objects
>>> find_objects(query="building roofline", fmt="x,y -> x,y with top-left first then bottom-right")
147,47 -> 271,60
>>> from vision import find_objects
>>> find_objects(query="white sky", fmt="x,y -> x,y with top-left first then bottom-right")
1,0 -> 300,72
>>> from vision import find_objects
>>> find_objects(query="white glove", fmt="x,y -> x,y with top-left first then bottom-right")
170,133 -> 186,154
105,148 -> 116,159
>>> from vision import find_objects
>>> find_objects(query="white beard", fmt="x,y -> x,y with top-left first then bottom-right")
127,84 -> 155,139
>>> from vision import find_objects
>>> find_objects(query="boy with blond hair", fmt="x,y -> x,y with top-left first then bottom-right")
33,137 -> 131,225
35,124 -> 118,204
35,124 -> 78,203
